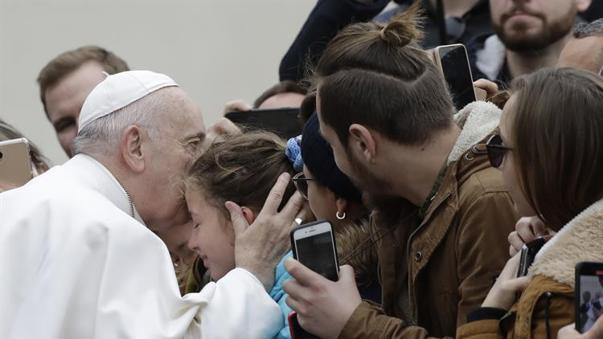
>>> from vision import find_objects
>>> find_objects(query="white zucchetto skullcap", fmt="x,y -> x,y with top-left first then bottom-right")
78,70 -> 178,133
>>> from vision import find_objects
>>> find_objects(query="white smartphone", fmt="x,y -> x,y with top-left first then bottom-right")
0,138 -> 33,188
290,220 -> 339,281
433,43 -> 477,110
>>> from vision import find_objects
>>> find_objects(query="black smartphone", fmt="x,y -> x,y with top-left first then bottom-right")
224,108 -> 302,139
516,237 -> 547,277
576,262 -> 603,333
433,44 -> 477,111
290,220 -> 339,281
288,312 -> 320,339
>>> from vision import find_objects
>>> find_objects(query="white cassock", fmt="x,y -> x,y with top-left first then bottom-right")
0,154 -> 281,339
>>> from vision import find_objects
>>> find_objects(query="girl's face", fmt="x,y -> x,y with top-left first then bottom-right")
499,95 -> 536,217
186,187 -> 236,281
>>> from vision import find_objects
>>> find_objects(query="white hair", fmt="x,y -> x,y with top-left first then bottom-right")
72,88 -> 178,156
574,19 -> 603,39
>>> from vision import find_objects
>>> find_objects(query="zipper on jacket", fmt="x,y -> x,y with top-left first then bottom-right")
544,291 -> 552,339
405,190 -> 452,320
404,142 -> 485,320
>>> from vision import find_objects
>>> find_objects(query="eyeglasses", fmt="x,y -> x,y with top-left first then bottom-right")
486,134 -> 513,168
292,172 -> 313,200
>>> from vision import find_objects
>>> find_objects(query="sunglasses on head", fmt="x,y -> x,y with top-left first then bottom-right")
292,172 -> 313,200
486,134 -> 513,168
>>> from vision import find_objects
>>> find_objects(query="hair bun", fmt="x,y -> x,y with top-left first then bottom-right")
378,1 -> 424,46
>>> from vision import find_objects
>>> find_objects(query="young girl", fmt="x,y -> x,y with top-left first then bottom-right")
185,131 -> 296,339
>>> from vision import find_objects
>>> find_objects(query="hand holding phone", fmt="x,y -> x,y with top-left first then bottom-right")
284,256 -> 362,339
516,237 -> 547,277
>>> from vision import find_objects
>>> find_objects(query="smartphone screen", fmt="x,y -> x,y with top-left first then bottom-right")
291,221 -> 339,281
436,44 -> 476,111
225,108 -> 302,139
576,262 -> 603,333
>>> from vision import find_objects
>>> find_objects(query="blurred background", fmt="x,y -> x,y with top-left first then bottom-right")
0,0 -> 314,165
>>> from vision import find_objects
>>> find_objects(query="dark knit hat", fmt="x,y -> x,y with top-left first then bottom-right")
301,113 -> 363,203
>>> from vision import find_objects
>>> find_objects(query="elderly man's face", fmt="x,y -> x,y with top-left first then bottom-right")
489,0 -> 589,52
143,88 -> 206,233
558,34 -> 603,74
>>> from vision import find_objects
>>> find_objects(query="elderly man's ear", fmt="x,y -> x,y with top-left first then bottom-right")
121,125 -> 146,173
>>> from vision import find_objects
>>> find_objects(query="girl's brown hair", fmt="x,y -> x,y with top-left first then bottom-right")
510,67 -> 603,231
186,131 -> 296,218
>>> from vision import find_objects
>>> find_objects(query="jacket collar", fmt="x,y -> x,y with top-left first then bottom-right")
530,199 -> 603,288
411,100 -> 502,230
64,154 -> 145,225
448,100 -> 502,165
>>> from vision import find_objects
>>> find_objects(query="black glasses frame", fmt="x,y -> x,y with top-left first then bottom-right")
486,134 -> 513,168
292,172 -> 313,200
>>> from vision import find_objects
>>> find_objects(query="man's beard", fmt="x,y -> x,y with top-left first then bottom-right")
345,150 -> 419,229
345,150 -> 393,204
493,7 -> 576,52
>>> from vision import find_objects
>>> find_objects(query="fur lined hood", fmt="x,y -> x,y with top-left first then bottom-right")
336,217 -> 378,288
448,100 -> 502,164
530,199 -> 603,288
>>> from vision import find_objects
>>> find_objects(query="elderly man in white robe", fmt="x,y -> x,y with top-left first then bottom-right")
0,70 -> 303,338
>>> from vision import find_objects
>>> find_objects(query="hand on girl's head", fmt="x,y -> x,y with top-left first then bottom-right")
229,173 -> 305,291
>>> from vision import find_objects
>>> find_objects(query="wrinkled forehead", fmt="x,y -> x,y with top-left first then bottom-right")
154,88 -> 206,136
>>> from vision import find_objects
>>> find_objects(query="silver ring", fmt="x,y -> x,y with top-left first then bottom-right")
294,217 -> 303,226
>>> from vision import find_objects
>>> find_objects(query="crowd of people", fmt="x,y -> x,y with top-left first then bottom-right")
1,0 -> 602,338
